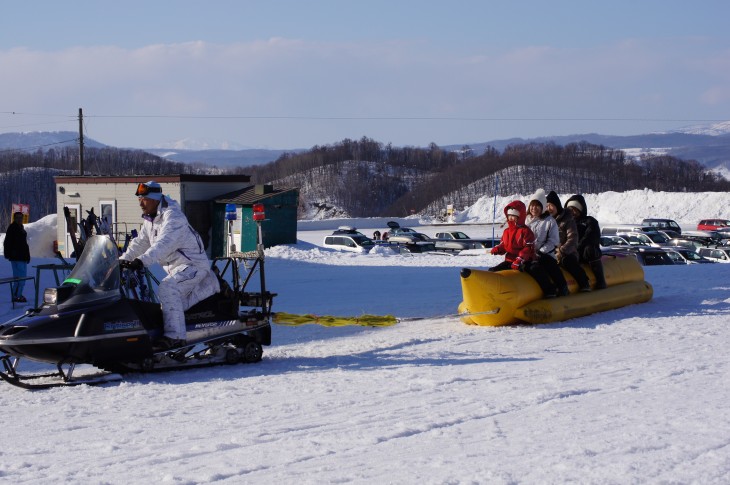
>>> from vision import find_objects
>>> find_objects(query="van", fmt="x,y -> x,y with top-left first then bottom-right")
641,218 -> 682,235
600,225 -> 659,236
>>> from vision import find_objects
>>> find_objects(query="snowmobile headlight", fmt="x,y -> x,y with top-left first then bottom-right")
44,288 -> 58,305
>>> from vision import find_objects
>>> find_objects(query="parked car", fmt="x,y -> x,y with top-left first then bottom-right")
384,221 -> 436,252
697,246 -> 730,263
601,225 -> 659,236
322,226 -> 376,253
667,238 -> 704,251
683,230 -> 730,245
641,218 -> 682,235
658,229 -> 682,240
662,247 -> 715,264
615,232 -> 669,247
697,219 -> 730,231
600,235 -> 632,248
385,221 -> 420,240
433,231 -> 496,250
603,246 -> 675,266
637,231 -> 672,246
387,229 -> 430,244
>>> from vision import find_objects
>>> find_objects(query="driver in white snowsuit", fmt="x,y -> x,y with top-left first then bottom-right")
119,181 -> 220,350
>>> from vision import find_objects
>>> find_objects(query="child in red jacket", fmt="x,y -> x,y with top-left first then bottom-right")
490,199 -> 558,298
489,200 -> 536,271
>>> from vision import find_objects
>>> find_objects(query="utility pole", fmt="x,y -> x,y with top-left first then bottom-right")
78,108 -> 84,175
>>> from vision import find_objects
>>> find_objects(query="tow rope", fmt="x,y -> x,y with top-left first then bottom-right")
272,308 -> 499,327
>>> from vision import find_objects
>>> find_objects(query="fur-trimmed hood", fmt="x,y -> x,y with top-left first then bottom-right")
565,194 -> 589,217
503,200 -> 527,226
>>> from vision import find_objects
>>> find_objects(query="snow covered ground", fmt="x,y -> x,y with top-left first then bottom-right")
0,190 -> 729,483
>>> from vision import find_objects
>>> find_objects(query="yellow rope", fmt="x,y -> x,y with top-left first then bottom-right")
273,312 -> 398,327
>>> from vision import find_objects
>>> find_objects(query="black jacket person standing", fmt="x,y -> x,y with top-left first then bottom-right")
3,212 -> 31,302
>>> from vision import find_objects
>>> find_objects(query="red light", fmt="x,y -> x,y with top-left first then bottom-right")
252,203 -> 265,221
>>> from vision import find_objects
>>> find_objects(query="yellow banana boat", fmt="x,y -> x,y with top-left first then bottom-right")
458,254 -> 653,326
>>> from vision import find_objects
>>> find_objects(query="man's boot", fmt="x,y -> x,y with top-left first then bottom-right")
590,260 -> 607,289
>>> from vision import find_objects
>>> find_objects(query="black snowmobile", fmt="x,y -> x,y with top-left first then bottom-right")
0,235 -> 275,389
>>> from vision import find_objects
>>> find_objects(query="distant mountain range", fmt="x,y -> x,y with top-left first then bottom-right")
444,124 -> 730,176
2,122 -> 729,173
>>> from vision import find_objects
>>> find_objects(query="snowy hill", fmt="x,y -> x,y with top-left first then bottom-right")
0,131 -> 106,151
672,120 -> 730,136
144,146 -> 296,167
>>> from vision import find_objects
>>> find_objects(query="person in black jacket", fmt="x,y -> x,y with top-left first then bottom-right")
3,212 -> 31,302
565,194 -> 607,289
546,191 -> 591,292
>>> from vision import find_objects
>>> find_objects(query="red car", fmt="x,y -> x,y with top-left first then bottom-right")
697,219 -> 730,231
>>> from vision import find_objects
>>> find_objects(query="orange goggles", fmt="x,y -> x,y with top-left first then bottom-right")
135,183 -> 162,197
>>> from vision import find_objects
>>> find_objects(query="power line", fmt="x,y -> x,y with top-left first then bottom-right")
2,109 -> 726,123
83,114 -> 728,122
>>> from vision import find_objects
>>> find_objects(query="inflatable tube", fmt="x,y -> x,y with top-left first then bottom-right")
459,254 -> 653,326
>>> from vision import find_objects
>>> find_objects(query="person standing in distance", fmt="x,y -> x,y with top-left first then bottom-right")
3,211 -> 31,303
119,181 -> 220,350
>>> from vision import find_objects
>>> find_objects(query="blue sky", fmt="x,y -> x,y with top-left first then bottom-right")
1,0 -> 729,149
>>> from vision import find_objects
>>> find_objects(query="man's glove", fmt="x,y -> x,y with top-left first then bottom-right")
119,258 -> 144,271
511,257 -> 524,271
490,246 -> 500,255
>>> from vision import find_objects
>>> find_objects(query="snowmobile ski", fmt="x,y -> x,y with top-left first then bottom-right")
0,355 -> 122,390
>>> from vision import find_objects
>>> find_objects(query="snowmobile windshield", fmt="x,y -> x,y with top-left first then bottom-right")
60,235 -> 121,307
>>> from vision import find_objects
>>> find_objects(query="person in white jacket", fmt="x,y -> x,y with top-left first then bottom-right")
119,181 -> 220,350
524,189 -> 570,297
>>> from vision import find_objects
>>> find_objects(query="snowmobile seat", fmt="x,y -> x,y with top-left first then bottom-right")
185,277 -> 238,318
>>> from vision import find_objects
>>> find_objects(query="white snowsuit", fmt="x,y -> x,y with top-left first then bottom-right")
120,196 -> 220,340
527,214 -> 561,259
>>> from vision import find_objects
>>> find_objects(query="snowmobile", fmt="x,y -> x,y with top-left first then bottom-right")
0,234 -> 275,389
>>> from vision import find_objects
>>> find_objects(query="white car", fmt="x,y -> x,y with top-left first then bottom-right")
663,247 -> 715,264
697,246 -> 730,263
322,227 -> 375,253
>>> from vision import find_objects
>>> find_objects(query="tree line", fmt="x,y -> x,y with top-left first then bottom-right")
245,137 -> 730,217
0,146 -> 198,229
1,137 -> 728,228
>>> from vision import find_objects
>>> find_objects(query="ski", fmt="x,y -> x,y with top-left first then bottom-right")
63,206 -> 83,259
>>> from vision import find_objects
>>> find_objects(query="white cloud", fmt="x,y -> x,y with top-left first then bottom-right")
1,36 -> 729,148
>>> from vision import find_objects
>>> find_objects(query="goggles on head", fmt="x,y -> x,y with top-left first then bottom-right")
135,183 -> 162,197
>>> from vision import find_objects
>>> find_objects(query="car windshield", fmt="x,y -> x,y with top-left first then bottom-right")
647,233 -> 669,243
624,235 -> 648,245
670,239 -> 701,250
352,236 -> 374,247
643,252 -> 673,265
665,251 -> 684,263
680,251 -> 704,261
